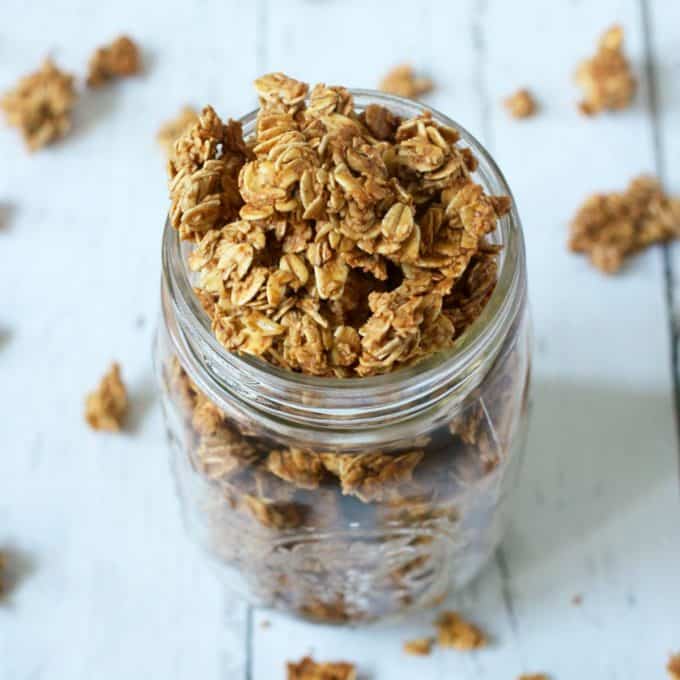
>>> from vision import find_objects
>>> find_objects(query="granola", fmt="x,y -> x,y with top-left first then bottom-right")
575,25 -> 636,115
157,106 -> 199,157
504,89 -> 537,119
84,363 -> 128,431
669,654 -> 680,680
379,64 -> 433,99
87,35 -> 141,87
434,611 -> 487,650
569,175 -> 680,273
403,637 -> 434,656
287,656 -> 356,680
159,73 -> 528,624
168,74 -> 509,377
1,59 -> 77,151
519,675 -> 550,680
0,551 -> 8,599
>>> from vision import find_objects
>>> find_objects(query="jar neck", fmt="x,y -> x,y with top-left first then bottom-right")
161,91 -> 527,439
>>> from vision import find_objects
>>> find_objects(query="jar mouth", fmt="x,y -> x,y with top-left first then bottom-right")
162,90 -> 525,426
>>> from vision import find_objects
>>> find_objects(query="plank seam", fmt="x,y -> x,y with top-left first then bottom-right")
640,0 -> 680,487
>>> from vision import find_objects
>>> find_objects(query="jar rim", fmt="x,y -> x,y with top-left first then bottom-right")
162,89 -> 526,427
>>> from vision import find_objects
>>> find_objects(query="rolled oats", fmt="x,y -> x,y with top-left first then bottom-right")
379,64 -> 433,99
87,35 -> 142,88
84,363 -> 128,432
169,74 -> 509,377
287,656 -> 356,680
504,89 -> 537,119
160,74 -> 527,625
434,611 -> 487,650
569,175 -> 680,274
1,59 -> 77,151
575,25 -> 636,115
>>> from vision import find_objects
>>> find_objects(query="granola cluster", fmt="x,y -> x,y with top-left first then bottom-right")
0,59 -> 77,151
162,313 -> 525,622
434,610 -> 487,650
379,64 -> 434,99
504,89 -> 537,119
569,176 -> 680,273
403,637 -> 434,656
168,73 -> 510,377
86,35 -> 142,88
84,363 -> 128,431
0,551 -> 8,599
575,25 -> 636,115
669,654 -> 680,680
287,657 -> 356,680
157,106 -> 199,157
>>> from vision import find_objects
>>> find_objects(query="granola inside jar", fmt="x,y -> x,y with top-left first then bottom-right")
154,89 -> 530,624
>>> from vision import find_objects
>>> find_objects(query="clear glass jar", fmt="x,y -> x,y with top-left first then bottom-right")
154,91 -> 530,624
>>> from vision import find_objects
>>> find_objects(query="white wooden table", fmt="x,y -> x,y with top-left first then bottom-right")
1,1 -> 679,677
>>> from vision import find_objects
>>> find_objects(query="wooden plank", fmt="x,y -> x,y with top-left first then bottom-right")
252,0 -> 680,678
0,1 -> 257,678
482,0 -> 680,677
251,1 -> 525,678
646,0 -> 680,478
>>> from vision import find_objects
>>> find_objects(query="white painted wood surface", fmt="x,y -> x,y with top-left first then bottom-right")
1,1 -> 678,678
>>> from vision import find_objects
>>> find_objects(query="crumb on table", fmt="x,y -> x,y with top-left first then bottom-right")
379,64 -> 433,99
434,611 -> 487,650
84,362 -> 128,432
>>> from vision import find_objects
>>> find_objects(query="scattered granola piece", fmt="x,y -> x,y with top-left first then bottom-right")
575,25 -> 636,115
569,175 -> 680,273
84,363 -> 128,431
434,611 -> 487,650
0,59 -> 77,151
571,593 -> 583,606
260,619 -> 271,629
287,656 -> 356,680
379,64 -> 433,99
503,89 -> 537,119
168,74 -> 510,377
403,637 -> 434,656
0,551 -> 8,599
87,35 -> 141,88
668,654 -> 680,680
157,106 -> 199,157
519,675 -> 550,680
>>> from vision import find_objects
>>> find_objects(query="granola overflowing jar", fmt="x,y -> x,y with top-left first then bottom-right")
154,90 -> 530,624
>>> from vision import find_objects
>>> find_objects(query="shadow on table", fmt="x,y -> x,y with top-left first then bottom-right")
506,378 -> 676,564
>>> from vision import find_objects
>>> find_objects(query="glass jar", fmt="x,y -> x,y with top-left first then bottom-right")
154,91 -> 530,624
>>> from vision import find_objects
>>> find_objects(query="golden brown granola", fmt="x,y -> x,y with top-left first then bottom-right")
569,175 -> 680,273
403,637 -> 434,656
1,59 -> 77,151
434,611 -> 487,650
575,25 -> 636,115
287,656 -> 356,680
379,64 -> 433,99
0,551 -> 8,599
157,106 -> 199,157
518,675 -> 550,680
321,450 -> 424,502
668,654 -> 680,680
503,89 -> 537,119
87,35 -> 141,87
84,363 -> 128,431
168,74 -> 509,377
